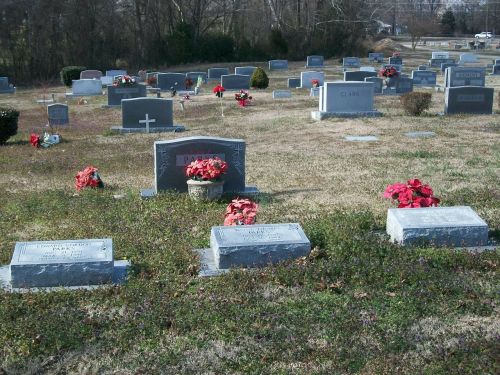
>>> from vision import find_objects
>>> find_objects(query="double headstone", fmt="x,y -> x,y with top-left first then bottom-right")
208,68 -> 229,80
444,86 -> 494,115
157,73 -> 187,91
445,67 -> 485,88
300,71 -> 324,88
368,53 -> 384,63
429,58 -> 455,68
343,57 -> 361,69
234,66 -> 257,76
344,71 -> 377,82
306,55 -> 324,68
268,60 -> 288,70
411,70 -> 437,86
220,74 -> 250,90
365,77 -> 383,94
107,84 -> 147,106
67,79 -> 102,96
388,56 -> 403,65
80,70 -> 103,80
0,77 -> 15,94
47,104 -> 69,126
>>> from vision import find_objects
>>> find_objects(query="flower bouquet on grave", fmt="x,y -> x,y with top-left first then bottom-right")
379,66 -> 399,87
213,84 -> 225,98
185,157 -> 228,201
75,166 -> 104,192
224,198 -> 258,226
234,90 -> 252,107
384,179 -> 440,208
392,51 -> 400,57
311,79 -> 320,88
146,74 -> 157,86
113,75 -> 137,86
30,130 -> 61,149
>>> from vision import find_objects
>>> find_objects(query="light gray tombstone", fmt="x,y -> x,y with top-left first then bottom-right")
395,77 -> 414,94
208,68 -> 229,80
220,74 -> 250,90
47,104 -> 69,126
186,72 -> 208,84
405,131 -> 436,138
459,53 -> 478,64
492,65 -> 500,75
429,58 -> 455,68
0,77 -> 15,94
80,70 -> 103,80
306,55 -> 324,68
444,86 -> 494,115
368,53 -> 384,62
311,81 -> 382,120
300,71 -> 324,88
272,90 -> 292,99
365,77 -> 383,94
345,135 -> 378,142
112,97 -> 184,133
234,66 -> 257,76
411,70 -> 437,86
67,79 -> 103,96
107,84 -> 147,106
445,67 -> 485,87
106,69 -> 127,77
288,77 -> 301,88
157,73 -> 187,91
418,65 -> 428,70
387,206 -> 489,247
432,51 -> 449,59
344,71 -> 377,81
269,60 -> 288,70
147,136 -> 257,196
310,87 -> 320,97
389,56 -> 403,65
101,76 -> 114,86
360,66 -> 376,72
343,57 -> 361,68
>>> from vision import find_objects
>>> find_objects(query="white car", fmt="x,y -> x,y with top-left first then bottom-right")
475,32 -> 493,39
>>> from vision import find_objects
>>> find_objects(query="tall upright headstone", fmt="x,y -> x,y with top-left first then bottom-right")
220,74 -> 250,90
444,86 -> 494,115
157,73 -> 187,91
306,56 -> 324,68
67,79 -> 103,97
47,104 -> 69,126
445,67 -> 485,87
300,71 -> 324,88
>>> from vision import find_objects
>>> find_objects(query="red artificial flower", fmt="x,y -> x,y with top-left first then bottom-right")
75,166 -> 104,191
384,179 -> 439,208
185,157 -> 228,181
224,198 -> 258,226
30,133 -> 41,148
212,84 -> 225,93
379,66 -> 399,78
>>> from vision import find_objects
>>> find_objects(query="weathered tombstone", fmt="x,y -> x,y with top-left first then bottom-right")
234,66 -> 257,76
80,70 -> 103,80
368,52 -> 384,62
107,84 -> 147,106
47,104 -> 69,126
288,77 -> 301,88
157,73 -> 187,91
106,69 -> 127,77
145,136 -> 258,196
444,86 -> 493,115
387,206 -> 489,247
395,77 -> 414,94
268,60 -> 288,70
198,224 -> 311,275
432,51 -> 449,59
345,135 -> 379,142
208,68 -> 229,80
360,66 -> 376,72
492,65 -> 500,75
418,65 -> 428,70
300,71 -> 324,88
112,97 -> 185,133
306,55 -> 324,68
0,77 -> 15,94
310,87 -> 320,97
388,56 -> 403,65
311,82 -> 382,120
459,53 -> 478,64
343,57 -> 361,69
221,74 -> 250,90
101,76 -> 114,86
272,90 -> 292,99
67,79 -> 102,97
429,58 -> 455,68
365,77 -> 383,94
411,70 -> 437,86
186,72 -> 207,84
441,62 -> 458,74
344,71 -> 377,81
445,67 -> 485,87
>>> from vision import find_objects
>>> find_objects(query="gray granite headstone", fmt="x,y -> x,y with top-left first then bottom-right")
345,135 -> 378,141
459,53 -> 478,64
47,104 -> 69,126
300,71 -> 324,88
310,87 -> 320,97
306,55 -> 324,68
269,60 -> 288,70
429,58 -> 455,68
412,71 -> 436,86
0,77 -> 15,93
9,239 -> 114,288
368,53 -> 384,62
432,51 -> 449,59
157,73 -> 187,91
360,66 -> 376,72
387,206 -> 489,247
186,72 -> 208,84
365,77 -> 383,94
395,77 -> 414,94
445,67 -> 485,87
344,71 -> 377,81
441,62 -> 458,74
405,131 -> 436,138
492,65 -> 500,75
68,79 -> 102,96
208,68 -> 229,80
418,65 -> 428,70
288,77 -> 301,88
389,56 -> 403,65
444,86 -> 493,115
234,66 -> 257,76
106,69 -> 127,77
343,57 -> 361,68
107,84 -> 147,106
272,90 -> 292,99
221,74 -> 250,90
80,70 -> 103,80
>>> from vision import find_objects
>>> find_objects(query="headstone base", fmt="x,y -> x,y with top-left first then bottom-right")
311,110 -> 382,120
0,260 -> 130,293
110,125 -> 185,133
140,185 -> 259,199
195,248 -> 231,277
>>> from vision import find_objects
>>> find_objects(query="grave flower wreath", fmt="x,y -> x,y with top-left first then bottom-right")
311,79 -> 320,88
379,66 -> 399,78
185,157 -> 228,181
75,166 -> 104,191
113,75 -> 136,86
384,178 -> 440,208
30,131 -> 60,148
224,198 -> 258,226
213,84 -> 225,98
234,90 -> 252,107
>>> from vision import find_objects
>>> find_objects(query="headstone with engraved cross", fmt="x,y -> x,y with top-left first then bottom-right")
139,113 -> 155,133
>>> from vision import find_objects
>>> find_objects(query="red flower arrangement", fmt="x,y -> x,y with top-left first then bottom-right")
234,90 -> 252,107
213,84 -> 225,98
384,179 -> 440,208
392,51 -> 400,57
146,75 -> 157,86
30,133 -> 41,148
113,75 -> 136,86
379,66 -> 399,78
224,198 -> 258,226
185,157 -> 228,181
311,79 -> 320,88
75,166 -> 104,191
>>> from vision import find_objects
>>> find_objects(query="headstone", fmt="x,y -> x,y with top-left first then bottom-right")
220,74 -> 250,90
388,56 -> 403,65
269,60 -> 288,70
80,70 -> 103,80
364,77 -> 383,94
418,65 -> 428,70
186,72 -> 208,84
459,53 -> 478,64
272,90 -> 292,99
405,131 -> 436,138
432,51 -> 449,59
208,68 -> 229,80
300,71 -> 324,88
395,77 -> 413,94
492,65 -> 500,75
411,70 -> 437,86
429,58 -> 455,68
234,66 -> 257,76
444,86 -> 493,115
368,52 -> 384,62
288,77 -> 301,88
445,67 -> 485,87
107,84 -> 147,106
345,135 -> 378,142
101,76 -> 114,86
310,87 -> 320,97
0,77 -> 15,94
47,104 -> 69,126
311,82 -> 382,120
67,79 -> 102,96
441,62 -> 458,74
344,71 -> 377,81
151,136 -> 257,194
157,73 -> 187,91
343,57 -> 361,68
8,239 -> 114,288
493,59 -> 500,65
360,66 -> 376,72
112,97 -> 184,133
306,55 -> 324,68
386,206 -> 489,247
106,70 -> 127,77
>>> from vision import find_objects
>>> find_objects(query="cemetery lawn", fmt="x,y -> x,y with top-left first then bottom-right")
0,57 -> 499,373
